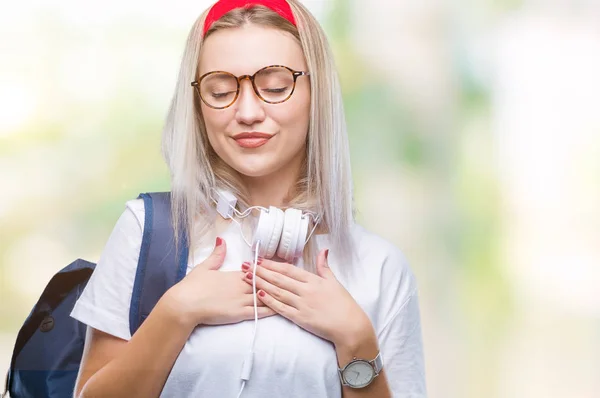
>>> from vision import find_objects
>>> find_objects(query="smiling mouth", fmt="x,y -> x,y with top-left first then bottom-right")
232,132 -> 274,149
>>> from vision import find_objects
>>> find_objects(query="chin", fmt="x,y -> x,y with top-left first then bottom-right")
230,159 -> 279,179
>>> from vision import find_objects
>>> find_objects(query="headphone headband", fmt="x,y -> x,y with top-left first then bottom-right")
203,0 -> 296,37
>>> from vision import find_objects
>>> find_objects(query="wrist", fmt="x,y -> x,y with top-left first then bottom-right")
333,314 -> 379,367
333,311 -> 373,349
160,286 -> 201,331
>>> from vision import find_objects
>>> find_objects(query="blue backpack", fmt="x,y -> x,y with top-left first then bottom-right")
3,192 -> 190,398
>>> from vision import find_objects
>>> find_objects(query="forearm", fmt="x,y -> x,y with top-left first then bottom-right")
78,296 -> 194,398
335,325 -> 392,398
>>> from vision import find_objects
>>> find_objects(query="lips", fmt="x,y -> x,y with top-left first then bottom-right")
232,132 -> 274,149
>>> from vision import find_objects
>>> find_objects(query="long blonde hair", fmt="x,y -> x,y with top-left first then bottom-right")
161,0 -> 355,272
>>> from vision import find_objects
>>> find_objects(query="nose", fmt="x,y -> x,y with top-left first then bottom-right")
234,78 -> 266,125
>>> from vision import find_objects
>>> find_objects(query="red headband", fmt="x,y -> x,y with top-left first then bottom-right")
203,0 -> 296,36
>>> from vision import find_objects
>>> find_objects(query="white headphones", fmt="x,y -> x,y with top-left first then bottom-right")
211,188 -> 320,398
213,188 -> 320,263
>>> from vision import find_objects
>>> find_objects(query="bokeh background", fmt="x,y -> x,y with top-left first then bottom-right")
1,1 -> 599,397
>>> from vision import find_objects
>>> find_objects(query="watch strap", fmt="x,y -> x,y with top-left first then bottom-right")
371,351 -> 384,375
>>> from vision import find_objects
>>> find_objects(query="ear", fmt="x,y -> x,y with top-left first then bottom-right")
316,249 -> 334,279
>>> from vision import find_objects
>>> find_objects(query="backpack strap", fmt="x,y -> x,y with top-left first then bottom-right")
129,192 -> 189,336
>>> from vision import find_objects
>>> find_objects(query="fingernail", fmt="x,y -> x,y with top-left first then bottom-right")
325,249 -> 329,260
257,257 -> 264,265
216,237 -> 223,247
241,262 -> 250,271
258,290 -> 266,298
245,272 -> 253,280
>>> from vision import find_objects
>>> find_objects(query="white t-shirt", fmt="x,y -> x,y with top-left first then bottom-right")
71,199 -> 426,397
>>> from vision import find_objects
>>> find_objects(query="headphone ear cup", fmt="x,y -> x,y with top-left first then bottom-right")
264,207 -> 284,258
292,215 -> 310,260
253,206 -> 282,258
277,208 -> 302,262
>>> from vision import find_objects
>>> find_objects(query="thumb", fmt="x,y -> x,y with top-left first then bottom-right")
316,248 -> 334,279
202,237 -> 227,270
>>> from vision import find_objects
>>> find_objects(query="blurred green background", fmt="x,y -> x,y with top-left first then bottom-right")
1,1 -> 599,397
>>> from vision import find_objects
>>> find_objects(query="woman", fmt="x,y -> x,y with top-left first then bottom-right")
70,0 -> 426,397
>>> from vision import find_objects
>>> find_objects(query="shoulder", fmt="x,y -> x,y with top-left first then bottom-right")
349,224 -> 408,259
346,223 -> 419,314
123,198 -> 145,229
94,198 -> 146,263
350,223 -> 415,284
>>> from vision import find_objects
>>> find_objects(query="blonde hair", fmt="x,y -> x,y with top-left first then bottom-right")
161,0 -> 355,273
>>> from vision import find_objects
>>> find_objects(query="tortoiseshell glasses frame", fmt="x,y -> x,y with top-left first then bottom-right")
191,65 -> 310,109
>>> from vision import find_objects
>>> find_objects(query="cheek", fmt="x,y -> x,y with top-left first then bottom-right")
202,105 -> 228,130
201,106 -> 231,145
272,93 -> 310,137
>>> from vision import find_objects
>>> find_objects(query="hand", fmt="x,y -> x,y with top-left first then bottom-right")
164,237 -> 276,329
240,249 -> 372,346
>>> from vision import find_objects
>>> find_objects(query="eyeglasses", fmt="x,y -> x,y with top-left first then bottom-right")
191,65 -> 310,109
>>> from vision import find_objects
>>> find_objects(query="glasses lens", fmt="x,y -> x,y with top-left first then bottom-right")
200,72 -> 238,108
254,67 -> 295,103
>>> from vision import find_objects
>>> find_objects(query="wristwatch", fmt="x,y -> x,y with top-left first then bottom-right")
338,351 -> 384,389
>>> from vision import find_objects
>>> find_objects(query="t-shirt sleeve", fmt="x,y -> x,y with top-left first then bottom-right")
70,199 -> 145,341
377,247 -> 427,397
378,291 -> 427,397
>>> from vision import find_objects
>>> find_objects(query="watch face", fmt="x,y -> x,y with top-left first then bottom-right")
343,360 -> 375,388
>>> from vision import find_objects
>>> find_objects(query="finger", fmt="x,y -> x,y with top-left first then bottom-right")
256,290 -> 299,321
243,272 -> 301,309
258,258 -> 313,283
242,294 -> 268,307
249,264 -> 306,296
241,305 -> 276,320
315,248 -> 334,279
199,237 -> 227,270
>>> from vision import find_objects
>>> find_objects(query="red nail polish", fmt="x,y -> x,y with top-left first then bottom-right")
246,272 -> 253,279
257,257 -> 263,265
216,237 -> 223,247
241,263 -> 250,271
258,290 -> 265,297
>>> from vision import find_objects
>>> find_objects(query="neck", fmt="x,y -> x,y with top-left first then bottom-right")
241,153 -> 305,208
